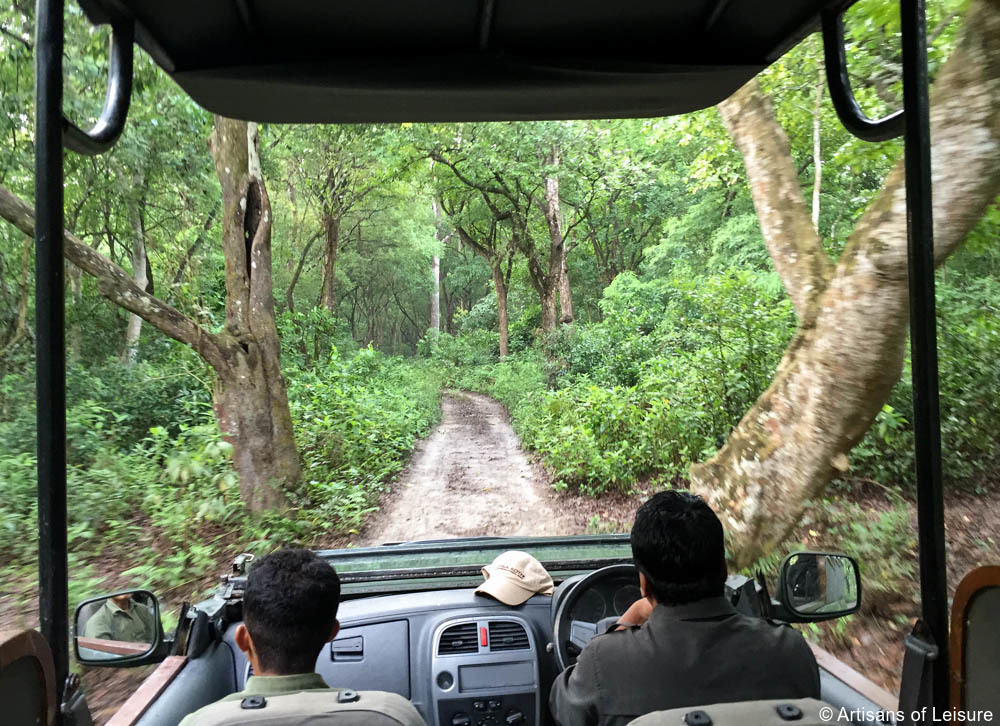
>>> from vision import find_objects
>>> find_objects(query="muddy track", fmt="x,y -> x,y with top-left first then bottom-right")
359,391 -> 584,545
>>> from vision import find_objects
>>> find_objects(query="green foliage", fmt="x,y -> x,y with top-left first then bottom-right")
449,267 -> 797,494
0,343 -> 442,592
851,272 -> 1000,492
288,345 -> 443,533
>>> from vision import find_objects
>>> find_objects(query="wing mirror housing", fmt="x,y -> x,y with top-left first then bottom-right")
74,589 -> 169,667
772,552 -> 861,623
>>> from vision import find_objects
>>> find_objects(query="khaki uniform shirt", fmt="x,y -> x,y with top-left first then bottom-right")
549,596 -> 821,726
82,598 -> 156,643
178,673 -> 426,726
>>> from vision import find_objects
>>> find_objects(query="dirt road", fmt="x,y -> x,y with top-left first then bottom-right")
359,391 -> 585,544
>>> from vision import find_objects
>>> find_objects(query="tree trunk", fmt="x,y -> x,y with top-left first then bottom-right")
122,203 -> 148,365
320,213 -> 341,313
693,0 -> 1000,568
209,119 -> 299,511
540,148 -> 567,330
811,53 -> 824,232
559,243 -> 574,324
66,260 -> 82,362
431,255 -> 441,332
430,199 -> 443,334
168,209 -> 216,303
492,265 -> 510,358
0,121 -> 302,512
0,233 -> 31,360
286,231 -> 320,314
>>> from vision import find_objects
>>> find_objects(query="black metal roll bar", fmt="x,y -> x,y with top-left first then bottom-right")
32,0 -> 948,719
35,0 -> 70,707
822,0 -> 948,710
61,14 -> 134,155
898,0 -> 949,711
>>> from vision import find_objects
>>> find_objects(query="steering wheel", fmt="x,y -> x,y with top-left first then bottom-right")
551,563 -> 640,671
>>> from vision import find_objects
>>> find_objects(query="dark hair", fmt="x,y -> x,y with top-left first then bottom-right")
630,491 -> 728,606
243,548 -> 341,674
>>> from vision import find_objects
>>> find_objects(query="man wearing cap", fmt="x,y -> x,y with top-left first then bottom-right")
476,551 -> 555,606
549,491 -> 820,726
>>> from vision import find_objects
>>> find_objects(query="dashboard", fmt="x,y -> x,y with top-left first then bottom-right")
226,586 -> 568,726
203,574 -> 891,726
122,567 -> 900,726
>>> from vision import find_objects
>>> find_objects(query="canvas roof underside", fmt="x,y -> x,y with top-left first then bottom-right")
77,0 -> 840,123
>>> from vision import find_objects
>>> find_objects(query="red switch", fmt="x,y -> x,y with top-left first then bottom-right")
480,626 -> 488,647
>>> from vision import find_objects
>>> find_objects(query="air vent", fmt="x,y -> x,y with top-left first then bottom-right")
488,621 -> 529,651
438,623 -> 478,655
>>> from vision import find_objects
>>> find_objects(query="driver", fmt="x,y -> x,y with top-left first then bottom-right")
82,592 -> 156,643
179,548 -> 426,725
549,491 -> 820,726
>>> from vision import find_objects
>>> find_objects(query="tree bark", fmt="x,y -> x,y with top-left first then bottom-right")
208,118 -> 299,512
320,213 -> 341,313
693,0 -> 1000,568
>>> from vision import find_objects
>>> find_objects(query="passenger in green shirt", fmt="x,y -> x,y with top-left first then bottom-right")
82,593 -> 157,644
179,549 -> 425,726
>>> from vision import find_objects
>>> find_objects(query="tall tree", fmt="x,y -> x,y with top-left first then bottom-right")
691,0 -> 1000,567
539,147 -> 571,326
0,117 -> 299,511
277,126 -> 398,314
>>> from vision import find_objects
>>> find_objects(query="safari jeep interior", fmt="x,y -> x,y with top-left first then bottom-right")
75,541 -> 881,726
6,0 -> 998,725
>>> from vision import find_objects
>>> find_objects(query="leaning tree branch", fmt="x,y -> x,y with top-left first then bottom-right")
718,78 -> 836,320
0,184 -> 227,369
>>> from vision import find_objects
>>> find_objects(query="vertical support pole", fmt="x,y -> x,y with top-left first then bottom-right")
35,0 -> 68,713
901,0 -> 949,708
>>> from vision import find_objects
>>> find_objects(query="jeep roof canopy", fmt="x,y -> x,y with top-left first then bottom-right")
32,0 -> 949,721
75,0 -> 829,123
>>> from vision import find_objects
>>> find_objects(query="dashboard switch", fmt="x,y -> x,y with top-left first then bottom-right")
474,702 -> 487,712
488,700 -> 502,711
452,713 -> 472,726
505,710 -> 525,725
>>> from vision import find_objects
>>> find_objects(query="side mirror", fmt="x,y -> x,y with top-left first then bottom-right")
773,552 -> 860,623
74,590 -> 166,667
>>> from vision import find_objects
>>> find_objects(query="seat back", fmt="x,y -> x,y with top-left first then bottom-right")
0,629 -> 58,726
628,698 -> 834,726
950,566 -> 1000,711
184,689 -> 426,726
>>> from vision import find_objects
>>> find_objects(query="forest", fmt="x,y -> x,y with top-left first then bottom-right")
1,0 -> 999,700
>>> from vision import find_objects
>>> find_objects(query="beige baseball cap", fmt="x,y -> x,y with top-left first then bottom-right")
475,551 -> 554,606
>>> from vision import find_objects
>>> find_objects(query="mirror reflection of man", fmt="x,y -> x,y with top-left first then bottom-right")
550,491 -> 820,726
82,592 -> 156,643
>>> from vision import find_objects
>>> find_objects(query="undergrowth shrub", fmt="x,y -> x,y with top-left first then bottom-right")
288,346 -> 443,533
0,345 -> 443,594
